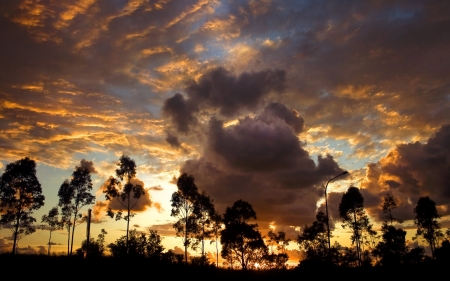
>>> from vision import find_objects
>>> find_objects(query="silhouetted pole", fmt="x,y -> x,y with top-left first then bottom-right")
325,171 -> 348,253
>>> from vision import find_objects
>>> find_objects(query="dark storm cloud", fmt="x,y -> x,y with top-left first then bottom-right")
165,132 -> 182,148
354,124 -> 450,223
181,105 -> 345,230
186,67 -> 285,116
162,93 -> 198,134
163,67 -> 286,133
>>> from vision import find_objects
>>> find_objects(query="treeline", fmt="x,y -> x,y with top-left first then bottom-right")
0,157 -> 450,271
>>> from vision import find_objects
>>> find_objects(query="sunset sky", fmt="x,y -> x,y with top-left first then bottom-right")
1,0 -> 449,260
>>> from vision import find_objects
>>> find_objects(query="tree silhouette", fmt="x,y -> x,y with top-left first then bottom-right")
170,173 -> 200,263
108,229 -> 164,259
58,180 -> 73,255
0,157 -> 45,254
382,194 -> 400,225
414,196 -> 442,259
297,211 -> 329,265
220,200 -> 266,270
193,191 -> 215,258
210,211 -> 223,267
57,163 -> 95,255
338,186 -> 370,265
373,194 -> 407,265
76,229 -> 108,257
104,155 -> 145,254
265,230 -> 290,269
41,206 -> 63,256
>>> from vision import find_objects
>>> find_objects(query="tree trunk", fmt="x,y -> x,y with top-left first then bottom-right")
353,209 -> 361,265
12,215 -> 20,255
216,236 -> 219,267
48,230 -> 52,256
126,193 -> 130,255
70,210 -> 78,255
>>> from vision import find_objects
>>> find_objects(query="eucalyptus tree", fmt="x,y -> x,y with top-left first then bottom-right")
210,211 -> 223,267
58,163 -> 95,255
170,173 -> 200,263
0,157 -> 45,254
338,186 -> 371,265
41,206 -> 63,256
373,194 -> 407,265
414,196 -> 442,259
58,180 -> 73,255
220,200 -> 267,270
194,191 -> 215,257
104,155 -> 145,253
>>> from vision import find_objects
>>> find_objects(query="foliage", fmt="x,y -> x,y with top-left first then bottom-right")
193,191 -> 215,256
108,229 -> 164,259
57,164 -> 95,255
373,194 -> 407,265
413,196 -> 442,259
338,186 -> 371,265
209,211 -> 223,267
0,157 -> 45,254
170,173 -> 200,263
76,229 -> 108,257
41,207 -> 63,256
104,155 -> 145,253
297,212 -> 328,261
220,200 -> 267,270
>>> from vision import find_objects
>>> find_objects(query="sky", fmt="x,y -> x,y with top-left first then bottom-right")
0,0 -> 450,261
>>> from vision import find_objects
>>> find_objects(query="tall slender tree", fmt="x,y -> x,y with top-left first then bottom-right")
414,196 -> 442,259
104,155 -> 145,253
58,180 -> 73,255
194,191 -> 215,257
57,163 -> 95,255
41,207 -> 63,256
338,186 -> 370,265
170,173 -> 200,263
0,157 -> 45,254
210,211 -> 223,267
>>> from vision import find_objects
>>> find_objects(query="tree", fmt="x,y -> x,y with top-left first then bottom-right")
210,211 -> 223,267
382,194 -> 400,225
58,180 -> 73,255
373,194 -> 407,266
338,186 -> 370,265
0,157 -> 45,254
108,229 -> 164,259
104,155 -> 145,254
41,207 -> 63,256
264,230 -> 290,269
414,196 -> 443,259
146,230 -> 165,260
58,163 -> 95,255
76,229 -> 108,258
170,173 -> 200,263
193,191 -> 215,257
297,211 -> 329,266
220,200 -> 267,270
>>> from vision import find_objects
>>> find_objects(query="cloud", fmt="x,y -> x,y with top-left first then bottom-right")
163,67 -> 286,133
319,124 -> 450,226
93,177 -> 161,222
165,132 -> 182,148
148,223 -> 177,236
149,185 -> 164,191
79,159 -> 97,174
181,104 -> 346,229
0,239 -> 12,253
